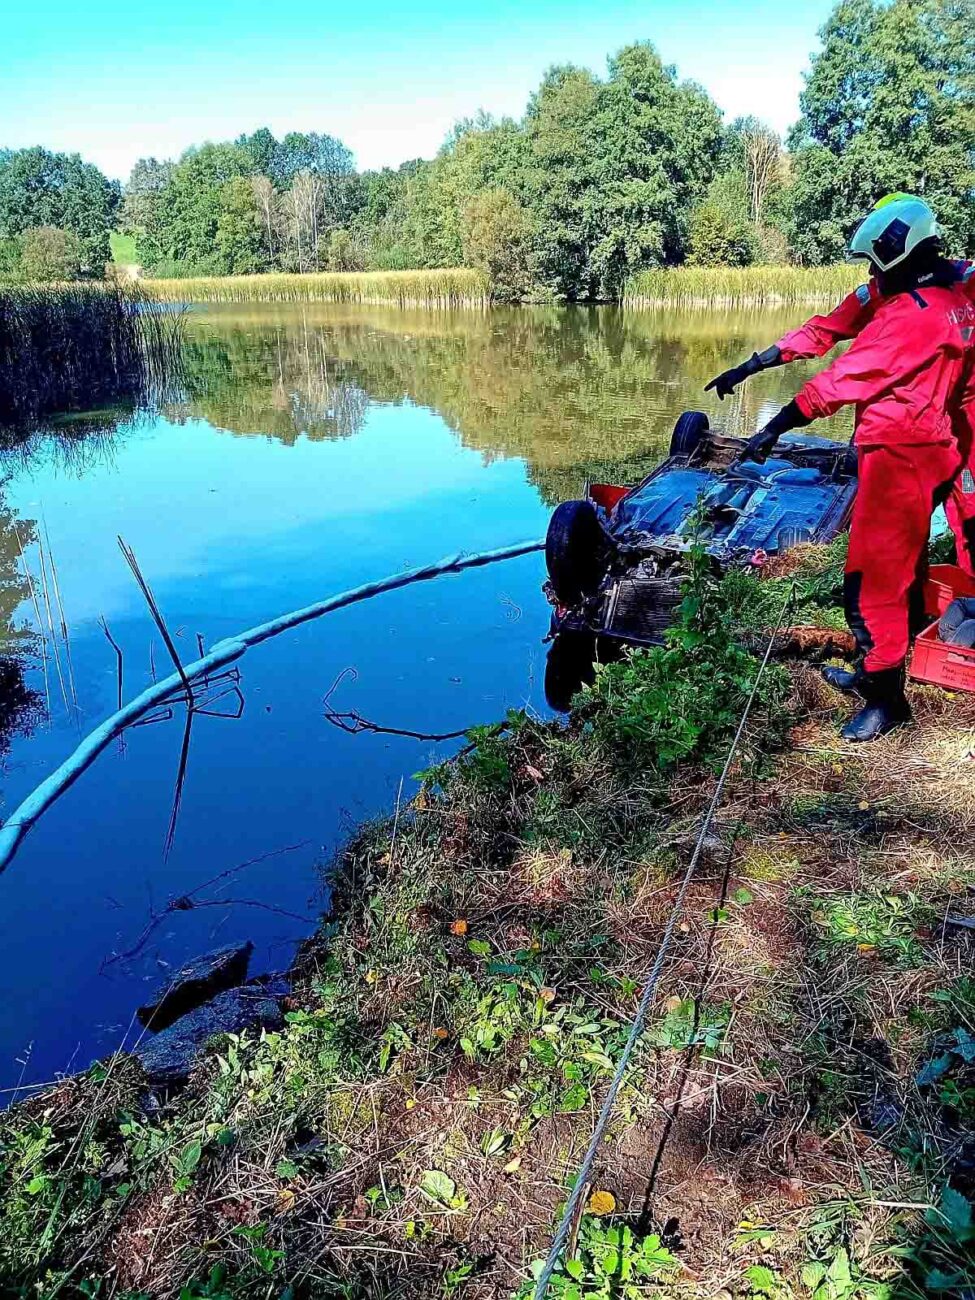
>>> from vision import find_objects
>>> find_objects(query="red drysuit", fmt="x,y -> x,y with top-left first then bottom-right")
775,264 -> 975,575
774,275 -> 975,672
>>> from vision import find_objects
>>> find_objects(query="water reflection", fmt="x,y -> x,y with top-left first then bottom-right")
173,303 -> 853,503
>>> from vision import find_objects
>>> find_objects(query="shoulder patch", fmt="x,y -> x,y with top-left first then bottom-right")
855,283 -> 872,306
964,263 -> 975,282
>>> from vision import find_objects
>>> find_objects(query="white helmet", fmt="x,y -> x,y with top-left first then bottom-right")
847,193 -> 940,272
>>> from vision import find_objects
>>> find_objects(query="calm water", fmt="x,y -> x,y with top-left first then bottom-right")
0,302 -> 849,1092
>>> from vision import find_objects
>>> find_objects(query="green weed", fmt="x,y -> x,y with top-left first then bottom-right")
520,1218 -> 678,1300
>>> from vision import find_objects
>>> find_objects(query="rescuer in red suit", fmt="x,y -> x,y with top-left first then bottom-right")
705,195 -> 975,742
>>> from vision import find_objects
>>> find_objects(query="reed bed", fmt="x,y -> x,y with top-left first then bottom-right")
145,267 -> 491,309
0,283 -> 184,430
623,263 -> 865,309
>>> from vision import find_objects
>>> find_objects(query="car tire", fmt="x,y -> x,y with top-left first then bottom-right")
777,525 -> 814,550
545,500 -> 610,605
670,411 -> 709,458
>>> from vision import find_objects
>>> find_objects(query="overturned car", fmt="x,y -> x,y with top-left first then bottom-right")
543,411 -> 858,708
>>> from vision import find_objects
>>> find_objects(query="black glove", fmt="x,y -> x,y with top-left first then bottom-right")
705,345 -> 783,401
741,399 -> 812,464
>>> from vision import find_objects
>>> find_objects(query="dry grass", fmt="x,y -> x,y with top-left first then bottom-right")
623,265 -> 866,309
143,269 -> 491,309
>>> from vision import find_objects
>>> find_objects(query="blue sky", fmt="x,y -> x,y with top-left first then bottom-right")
4,0 -> 837,181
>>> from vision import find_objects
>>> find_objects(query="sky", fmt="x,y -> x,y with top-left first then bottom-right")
2,0 -> 838,181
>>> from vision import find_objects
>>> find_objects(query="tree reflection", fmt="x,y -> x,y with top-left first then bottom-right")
175,302 -> 852,503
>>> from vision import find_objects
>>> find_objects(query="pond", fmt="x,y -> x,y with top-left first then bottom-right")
0,301 -> 850,1093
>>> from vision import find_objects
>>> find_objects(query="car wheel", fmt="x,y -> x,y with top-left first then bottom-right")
545,500 -> 610,605
777,525 -> 814,550
670,411 -> 709,458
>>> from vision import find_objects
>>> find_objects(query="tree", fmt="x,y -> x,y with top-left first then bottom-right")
789,0 -> 975,262
522,45 -> 723,298
121,158 -> 173,238
327,227 -> 366,271
215,178 -> 266,274
236,127 -> 278,176
0,148 -> 119,273
250,175 -> 279,266
144,142 -> 255,270
726,117 -> 782,228
17,226 -> 84,280
461,188 -> 532,300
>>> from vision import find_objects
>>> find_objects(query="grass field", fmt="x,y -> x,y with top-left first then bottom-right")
623,263 -> 865,308
109,231 -> 139,266
145,267 -> 491,308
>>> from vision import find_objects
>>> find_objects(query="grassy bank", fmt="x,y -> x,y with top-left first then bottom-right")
623,265 -> 865,309
144,269 -> 491,309
3,541 -> 975,1298
0,283 -> 183,430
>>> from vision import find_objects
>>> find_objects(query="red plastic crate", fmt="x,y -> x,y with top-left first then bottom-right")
910,620 -> 975,692
923,564 -> 975,618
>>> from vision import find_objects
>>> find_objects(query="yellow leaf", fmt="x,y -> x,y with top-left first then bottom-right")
276,1188 -> 296,1213
504,1156 -> 522,1174
857,943 -> 876,953
433,1026 -> 449,1040
586,1189 -> 617,1216
414,788 -> 428,810
539,987 -> 557,1005
859,801 -> 870,811
405,1098 -> 416,1110
831,764 -> 844,776
364,969 -> 377,985
450,919 -> 468,936
663,995 -> 683,1013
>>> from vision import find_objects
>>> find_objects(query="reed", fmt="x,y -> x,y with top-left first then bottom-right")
0,283 -> 184,430
144,267 -> 491,309
622,263 -> 865,309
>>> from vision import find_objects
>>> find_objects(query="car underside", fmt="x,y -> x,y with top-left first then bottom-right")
542,411 -> 858,708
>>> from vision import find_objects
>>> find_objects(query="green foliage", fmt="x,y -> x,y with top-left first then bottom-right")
0,147 -> 119,274
788,0 -> 975,263
141,142 -> 255,272
461,188 -> 533,302
688,171 -> 759,267
808,887 -> 931,966
520,1219 -> 678,1299
215,178 -> 265,275
119,157 -> 173,240
524,45 -> 723,299
16,225 -> 84,281
580,546 -> 788,774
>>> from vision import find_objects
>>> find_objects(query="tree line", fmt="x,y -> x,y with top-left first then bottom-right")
1,0 -> 972,299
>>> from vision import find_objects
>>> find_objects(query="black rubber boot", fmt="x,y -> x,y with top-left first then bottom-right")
841,668 -> 911,743
822,662 -> 864,694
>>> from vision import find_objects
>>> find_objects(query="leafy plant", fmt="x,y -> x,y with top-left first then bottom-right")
580,542 -> 787,775
519,1218 -> 678,1299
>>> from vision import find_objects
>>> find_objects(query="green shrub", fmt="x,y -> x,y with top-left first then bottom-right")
579,547 -> 788,773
